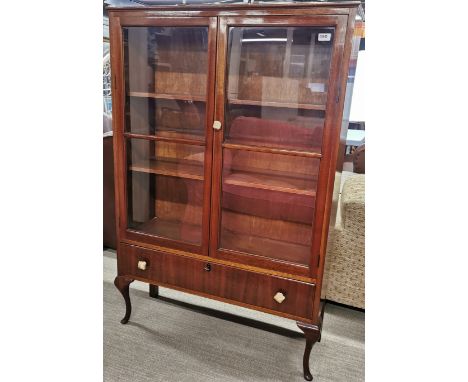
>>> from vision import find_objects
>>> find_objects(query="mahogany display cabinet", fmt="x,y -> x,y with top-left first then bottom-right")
108,2 -> 359,380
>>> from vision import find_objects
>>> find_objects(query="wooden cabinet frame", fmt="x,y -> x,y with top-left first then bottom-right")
109,3 -> 359,380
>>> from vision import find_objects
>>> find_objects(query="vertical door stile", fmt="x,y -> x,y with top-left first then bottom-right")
201,16 -> 219,256
209,16 -> 228,257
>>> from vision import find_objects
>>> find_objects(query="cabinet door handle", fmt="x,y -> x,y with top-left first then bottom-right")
212,120 -> 222,131
204,263 -> 211,272
273,291 -> 286,304
137,260 -> 147,270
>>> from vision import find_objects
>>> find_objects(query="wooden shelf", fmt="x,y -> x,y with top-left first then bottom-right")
129,158 -> 204,180
221,228 -> 310,265
223,140 -> 322,158
228,98 -> 326,111
124,132 -> 205,147
129,91 -> 205,103
224,171 -> 316,196
155,127 -> 204,137
135,218 -> 201,245
153,130 -> 204,142
124,130 -> 204,142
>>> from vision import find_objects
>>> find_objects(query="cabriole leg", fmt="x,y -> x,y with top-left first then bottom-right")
114,276 -> 134,324
297,322 -> 321,381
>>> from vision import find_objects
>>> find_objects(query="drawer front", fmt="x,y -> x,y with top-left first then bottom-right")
205,262 -> 315,320
118,244 -> 315,320
118,243 -> 210,291
118,243 -> 165,282
162,250 -> 210,292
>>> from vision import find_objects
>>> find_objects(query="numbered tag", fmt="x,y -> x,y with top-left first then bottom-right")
318,33 -> 332,42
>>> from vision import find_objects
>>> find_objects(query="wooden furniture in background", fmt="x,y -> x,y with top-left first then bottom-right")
109,2 -> 359,380
353,143 -> 365,174
103,132 -> 117,249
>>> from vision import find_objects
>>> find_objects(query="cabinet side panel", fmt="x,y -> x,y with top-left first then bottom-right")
308,15 -> 348,279
313,9 -> 357,322
322,17 -> 362,301
109,12 -> 126,249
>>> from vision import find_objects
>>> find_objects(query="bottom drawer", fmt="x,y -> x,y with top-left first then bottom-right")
118,243 -> 315,321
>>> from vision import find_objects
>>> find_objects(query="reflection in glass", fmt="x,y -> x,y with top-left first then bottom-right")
219,149 -> 320,265
225,26 -> 334,152
123,26 -> 209,140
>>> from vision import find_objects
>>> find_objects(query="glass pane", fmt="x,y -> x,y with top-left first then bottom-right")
219,149 -> 320,265
123,27 -> 209,140
126,138 -> 205,245
225,26 -> 334,152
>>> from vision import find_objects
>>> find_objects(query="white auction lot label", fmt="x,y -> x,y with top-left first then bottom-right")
318,33 -> 332,42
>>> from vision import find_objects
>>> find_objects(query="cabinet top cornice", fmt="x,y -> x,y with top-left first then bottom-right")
107,1 -> 361,12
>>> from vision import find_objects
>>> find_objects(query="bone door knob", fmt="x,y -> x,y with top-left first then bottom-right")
137,260 -> 147,270
213,120 -> 222,130
273,292 -> 286,304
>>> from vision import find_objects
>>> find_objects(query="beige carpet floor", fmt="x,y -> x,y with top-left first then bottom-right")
104,250 -> 364,381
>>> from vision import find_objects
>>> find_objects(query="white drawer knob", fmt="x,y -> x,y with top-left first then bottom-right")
274,292 -> 286,304
213,120 -> 222,131
137,260 -> 147,270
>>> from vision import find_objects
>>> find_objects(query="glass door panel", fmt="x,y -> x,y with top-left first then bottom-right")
121,22 -> 213,250
127,138 -> 205,245
225,26 -> 334,152
123,26 -> 209,141
216,23 -> 336,267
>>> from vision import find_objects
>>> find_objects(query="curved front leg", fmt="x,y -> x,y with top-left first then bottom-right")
114,276 -> 134,324
297,322 -> 321,381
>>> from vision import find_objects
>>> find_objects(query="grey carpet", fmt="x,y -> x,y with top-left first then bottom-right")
104,250 -> 364,381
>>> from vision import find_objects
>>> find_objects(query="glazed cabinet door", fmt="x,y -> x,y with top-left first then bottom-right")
110,16 -> 217,255
210,16 -> 348,277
